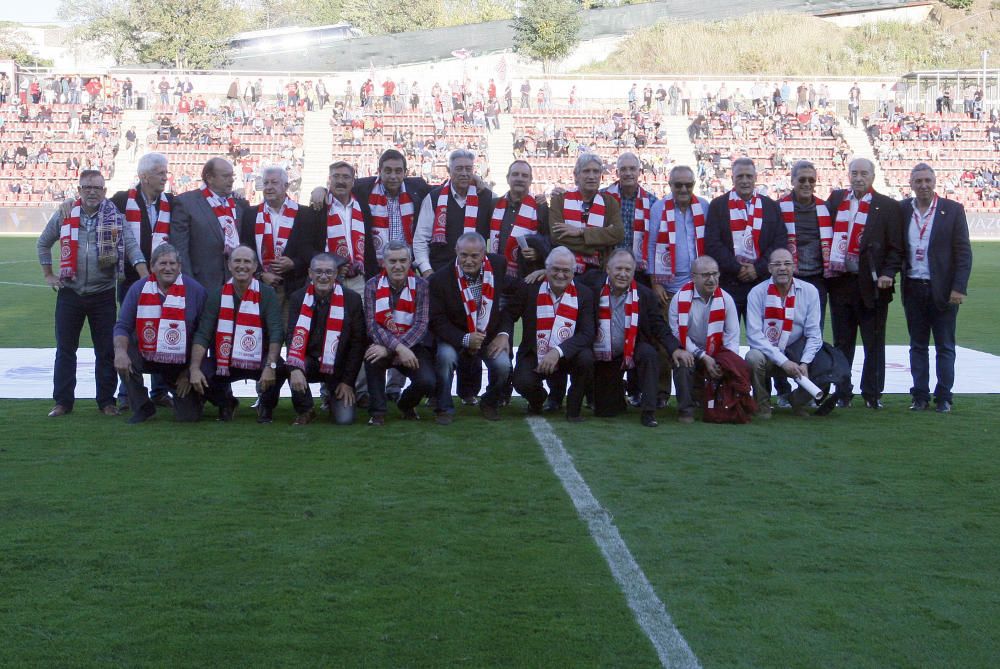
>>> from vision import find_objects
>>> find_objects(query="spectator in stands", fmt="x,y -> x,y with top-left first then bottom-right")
37,169 -> 148,418
113,243 -> 208,423
158,77 -> 171,110
0,72 -> 10,104
519,80 -> 531,110
900,163 -> 973,413
171,157 -> 251,291
848,83 -> 861,127
704,157 -> 786,320
825,157 -> 904,409
602,152 -> 657,284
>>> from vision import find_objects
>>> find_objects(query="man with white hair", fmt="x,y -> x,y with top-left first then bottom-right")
239,164 -> 323,311
550,153 -> 624,281
602,152 -> 657,283
413,148 -> 496,276
824,157 -> 904,409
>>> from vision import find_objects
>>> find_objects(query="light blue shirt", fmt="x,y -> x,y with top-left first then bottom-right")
746,279 -> 823,366
647,196 -> 707,294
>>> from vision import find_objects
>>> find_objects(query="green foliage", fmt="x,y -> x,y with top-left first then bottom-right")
340,0 -> 443,34
941,0 -> 974,8
0,25 -> 55,66
512,0 -> 583,72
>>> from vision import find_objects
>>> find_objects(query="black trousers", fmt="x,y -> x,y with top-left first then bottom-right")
593,342 -> 659,416
365,345 -> 435,415
205,359 -> 284,413
513,349 -> 594,417
53,287 -> 117,410
121,347 -> 203,422
827,274 -> 889,401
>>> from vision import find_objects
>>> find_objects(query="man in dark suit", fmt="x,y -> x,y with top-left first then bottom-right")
900,163 -> 973,413
581,249 -> 680,427
825,157 -> 904,409
281,253 -> 367,425
110,151 -> 174,408
171,157 -> 250,291
489,159 -> 550,279
502,246 -> 596,422
705,157 -> 787,321
429,232 -> 511,424
239,165 -> 323,308
352,148 -> 431,279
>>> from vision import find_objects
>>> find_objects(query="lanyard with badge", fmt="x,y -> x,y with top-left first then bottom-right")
912,195 -> 937,263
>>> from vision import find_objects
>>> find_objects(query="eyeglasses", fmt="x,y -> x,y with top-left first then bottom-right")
311,269 -> 338,276
796,177 -> 817,184
768,262 -> 794,268
692,271 -> 719,278
670,182 -> 695,189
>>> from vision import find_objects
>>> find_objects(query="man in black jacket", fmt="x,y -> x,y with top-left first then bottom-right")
824,157 -> 904,409
704,157 -> 787,321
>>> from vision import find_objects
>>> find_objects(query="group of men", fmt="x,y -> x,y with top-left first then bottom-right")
37,143 -> 972,427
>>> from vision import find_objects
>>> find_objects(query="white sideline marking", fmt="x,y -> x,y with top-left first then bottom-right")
528,416 -> 701,669
0,280 -> 49,288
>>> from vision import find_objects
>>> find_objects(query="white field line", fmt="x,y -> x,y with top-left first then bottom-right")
527,416 -> 701,669
0,260 -> 36,265
0,281 -> 49,288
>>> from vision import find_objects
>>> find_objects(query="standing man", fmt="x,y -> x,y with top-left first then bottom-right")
322,161 -> 368,296
488,159 -> 549,279
549,153 -> 624,282
502,247 -> 596,422
705,157 -> 787,321
113,243 -> 208,423
825,157 -> 904,409
188,246 -> 285,423
602,152 -> 657,284
429,233 -> 511,424
669,255 -> 742,423
37,170 -> 147,417
282,253 -> 366,426
363,240 -> 435,424
413,149 -> 495,276
900,163 -> 972,413
171,157 -> 250,291
745,248 -> 823,419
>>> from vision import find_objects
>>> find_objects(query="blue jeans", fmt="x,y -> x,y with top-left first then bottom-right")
904,280 -> 958,403
53,288 -> 117,409
435,341 -> 511,413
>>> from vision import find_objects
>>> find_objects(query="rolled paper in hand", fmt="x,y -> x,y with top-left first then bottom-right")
793,375 -> 824,400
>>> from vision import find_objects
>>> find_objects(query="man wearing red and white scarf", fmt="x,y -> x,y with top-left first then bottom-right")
550,153 -> 623,280
188,246 -> 285,423
429,233 -> 511,424
172,157 -> 250,291
502,247 -> 596,421
668,256 -> 742,423
324,161 -> 368,296
112,243 -> 208,423
745,249 -> 823,419
413,149 -> 495,276
705,158 -> 787,321
602,152 -> 656,280
281,253 -> 366,426
363,240 -> 435,425
37,170 -> 148,418
110,152 -> 172,298
584,249 -> 679,428
239,165 -> 322,304
824,157 -> 904,409
489,160 -> 550,279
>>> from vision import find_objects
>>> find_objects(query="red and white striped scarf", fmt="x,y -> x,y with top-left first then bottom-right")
763,279 -> 796,352
286,282 -> 345,374
488,193 -> 539,276
136,275 -> 186,364
326,194 -> 366,276
254,197 -> 298,267
562,189 -> 606,273
727,189 -> 763,262
653,195 -> 706,284
58,200 -> 83,280
369,178 -> 415,258
455,256 -> 495,335
604,182 -> 651,271
373,270 -> 417,335
779,194 -> 833,275
595,278 -> 639,369
829,189 -> 872,274
125,186 -> 171,251
675,281 -> 726,356
58,199 -> 122,279
201,186 -> 240,256
432,180 -> 478,244
535,279 -> 579,365
215,278 -> 264,376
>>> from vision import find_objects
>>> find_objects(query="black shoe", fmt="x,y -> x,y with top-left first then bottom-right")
864,398 -> 884,410
628,394 -> 643,407
526,402 -> 544,415
387,391 -> 401,403
543,399 -> 562,413
460,395 -> 479,406
909,399 -> 930,411
152,394 -> 174,409
256,405 -> 273,424
641,411 -> 658,428
218,398 -> 239,422
355,393 -> 370,409
656,393 -> 669,410
836,397 -> 853,409
400,407 -> 420,420
128,401 -> 156,424
936,400 -> 952,413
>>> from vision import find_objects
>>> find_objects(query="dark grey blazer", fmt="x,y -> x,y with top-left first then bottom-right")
171,188 -> 250,292
899,196 -> 973,310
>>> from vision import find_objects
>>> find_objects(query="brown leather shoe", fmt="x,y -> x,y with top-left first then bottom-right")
480,404 -> 500,421
100,405 -> 121,417
292,410 -> 316,426
47,404 -> 71,417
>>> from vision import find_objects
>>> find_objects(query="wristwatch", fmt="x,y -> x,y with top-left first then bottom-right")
268,361 -> 278,370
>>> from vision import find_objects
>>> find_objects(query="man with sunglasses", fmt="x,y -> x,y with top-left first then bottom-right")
779,160 -> 833,324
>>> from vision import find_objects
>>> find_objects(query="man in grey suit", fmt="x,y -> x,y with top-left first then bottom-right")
171,157 -> 250,291
900,163 -> 973,413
